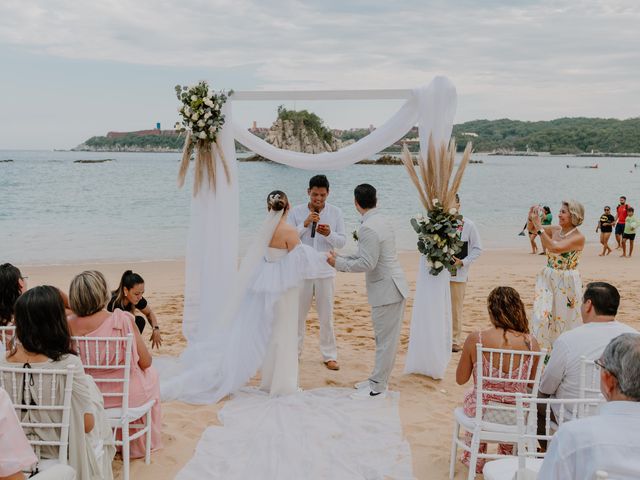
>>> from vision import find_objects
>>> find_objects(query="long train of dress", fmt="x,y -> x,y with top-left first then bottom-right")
176,387 -> 414,479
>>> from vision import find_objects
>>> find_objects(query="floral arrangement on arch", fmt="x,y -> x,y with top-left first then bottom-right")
175,81 -> 233,194
401,136 -> 472,276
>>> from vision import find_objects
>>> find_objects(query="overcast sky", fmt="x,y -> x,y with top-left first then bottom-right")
1,0 -> 638,149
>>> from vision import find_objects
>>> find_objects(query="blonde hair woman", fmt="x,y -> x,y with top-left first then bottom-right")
528,200 -> 586,351
67,270 -> 162,459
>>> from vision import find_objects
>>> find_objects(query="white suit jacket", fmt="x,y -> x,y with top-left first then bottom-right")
335,209 -> 409,307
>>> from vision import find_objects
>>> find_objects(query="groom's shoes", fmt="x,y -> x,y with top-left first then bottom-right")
350,387 -> 387,400
354,380 -> 370,390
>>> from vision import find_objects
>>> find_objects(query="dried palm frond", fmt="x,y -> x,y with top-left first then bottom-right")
178,132 -> 193,189
401,146 -> 430,210
401,133 -> 472,213
446,140 -> 472,209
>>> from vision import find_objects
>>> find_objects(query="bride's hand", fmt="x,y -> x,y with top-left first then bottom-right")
326,251 -> 336,267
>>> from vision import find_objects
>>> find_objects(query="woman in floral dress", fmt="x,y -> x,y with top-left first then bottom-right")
529,201 -> 585,352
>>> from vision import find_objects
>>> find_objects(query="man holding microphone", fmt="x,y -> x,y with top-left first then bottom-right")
288,175 -> 346,370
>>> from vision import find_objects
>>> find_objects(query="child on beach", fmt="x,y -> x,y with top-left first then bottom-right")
622,206 -> 638,257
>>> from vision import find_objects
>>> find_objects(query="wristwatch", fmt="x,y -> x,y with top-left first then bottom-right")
153,326 -> 160,330
537,229 -> 543,235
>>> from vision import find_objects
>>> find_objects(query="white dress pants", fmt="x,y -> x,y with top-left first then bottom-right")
298,277 -> 338,362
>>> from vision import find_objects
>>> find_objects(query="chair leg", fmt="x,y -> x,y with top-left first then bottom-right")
449,420 -> 460,480
467,432 -> 481,480
145,410 -> 152,464
123,424 -> 130,480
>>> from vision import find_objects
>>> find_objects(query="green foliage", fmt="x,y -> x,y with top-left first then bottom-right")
276,106 -> 334,144
452,117 -> 640,153
84,134 -> 183,150
411,204 -> 464,276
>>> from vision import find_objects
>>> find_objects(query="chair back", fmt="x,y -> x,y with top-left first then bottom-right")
0,364 -> 75,464
475,344 -> 547,426
514,393 -> 606,479
72,335 -> 133,415
578,355 -> 605,417
0,325 -> 15,351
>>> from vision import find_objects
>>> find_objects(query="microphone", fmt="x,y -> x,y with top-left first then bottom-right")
310,207 -> 319,238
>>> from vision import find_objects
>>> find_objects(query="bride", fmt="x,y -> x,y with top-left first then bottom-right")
159,190 -> 334,403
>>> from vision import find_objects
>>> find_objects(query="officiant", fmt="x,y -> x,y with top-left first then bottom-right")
451,194 -> 482,352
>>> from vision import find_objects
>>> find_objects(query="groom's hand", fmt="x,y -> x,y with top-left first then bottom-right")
304,212 -> 320,228
327,251 -> 337,267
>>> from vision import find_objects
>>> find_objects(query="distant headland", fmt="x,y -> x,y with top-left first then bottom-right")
73,115 -> 640,157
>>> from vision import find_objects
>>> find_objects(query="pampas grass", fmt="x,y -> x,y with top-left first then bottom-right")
401,135 -> 472,212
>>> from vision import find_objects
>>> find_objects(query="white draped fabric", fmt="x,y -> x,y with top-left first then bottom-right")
404,266 -> 452,379
176,388 -> 413,479
178,75 -> 458,396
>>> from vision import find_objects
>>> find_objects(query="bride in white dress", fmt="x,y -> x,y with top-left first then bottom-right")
159,190 -> 333,403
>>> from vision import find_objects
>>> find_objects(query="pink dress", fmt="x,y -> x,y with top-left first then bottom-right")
461,331 -> 532,473
0,387 -> 37,476
78,309 -> 162,458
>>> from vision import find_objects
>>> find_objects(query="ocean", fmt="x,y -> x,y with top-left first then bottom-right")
1,150 -> 639,265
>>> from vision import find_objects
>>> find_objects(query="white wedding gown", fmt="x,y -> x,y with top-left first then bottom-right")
258,247 -> 299,395
159,242 -> 330,404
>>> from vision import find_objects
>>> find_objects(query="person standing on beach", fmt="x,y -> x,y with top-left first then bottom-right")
529,201 -> 585,352
450,194 -> 482,353
540,206 -> 553,255
596,205 -> 615,256
328,184 -> 408,398
622,206 -> 638,258
288,175 -> 346,370
614,195 -> 629,249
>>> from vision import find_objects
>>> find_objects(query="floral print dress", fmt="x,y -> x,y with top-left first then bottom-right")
532,250 -> 582,352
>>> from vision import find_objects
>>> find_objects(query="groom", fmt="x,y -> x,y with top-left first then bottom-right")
327,184 -> 409,399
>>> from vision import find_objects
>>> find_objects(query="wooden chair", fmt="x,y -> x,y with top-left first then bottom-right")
482,393 -> 606,480
72,334 -> 154,480
0,324 -> 16,351
449,344 -> 547,480
578,355 -> 604,417
0,364 -> 75,471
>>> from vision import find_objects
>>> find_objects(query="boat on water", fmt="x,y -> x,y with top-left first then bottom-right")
566,164 -> 598,169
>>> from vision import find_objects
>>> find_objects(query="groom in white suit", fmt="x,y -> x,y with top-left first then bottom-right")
328,184 -> 409,399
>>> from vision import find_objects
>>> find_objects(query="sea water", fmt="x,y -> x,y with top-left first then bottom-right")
1,150 -> 638,264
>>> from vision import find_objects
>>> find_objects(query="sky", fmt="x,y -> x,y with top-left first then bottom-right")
0,0 -> 639,150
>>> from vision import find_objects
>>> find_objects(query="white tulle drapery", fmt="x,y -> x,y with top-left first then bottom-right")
178,75 -> 458,391
176,388 -> 413,479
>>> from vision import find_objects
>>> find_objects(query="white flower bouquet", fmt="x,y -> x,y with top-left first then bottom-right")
410,203 -> 464,275
175,81 -> 233,194
401,136 -> 472,276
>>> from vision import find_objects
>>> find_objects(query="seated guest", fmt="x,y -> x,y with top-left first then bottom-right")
0,286 -> 114,480
456,286 -> 541,473
539,282 -> 638,417
538,333 -> 640,479
106,270 -> 162,349
0,263 -> 26,326
68,270 -> 162,458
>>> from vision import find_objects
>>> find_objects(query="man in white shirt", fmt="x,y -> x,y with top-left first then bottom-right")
538,332 -> 640,479
450,194 -> 482,352
288,175 -> 346,370
539,282 -> 638,424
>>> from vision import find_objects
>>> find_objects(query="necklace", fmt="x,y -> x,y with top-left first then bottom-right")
559,227 -> 577,239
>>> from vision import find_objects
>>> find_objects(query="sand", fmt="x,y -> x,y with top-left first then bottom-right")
22,244 -> 640,479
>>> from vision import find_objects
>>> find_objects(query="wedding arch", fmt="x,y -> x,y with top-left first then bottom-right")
181,76 -> 459,379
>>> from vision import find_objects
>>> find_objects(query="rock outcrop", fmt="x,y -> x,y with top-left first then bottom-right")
265,118 -> 341,153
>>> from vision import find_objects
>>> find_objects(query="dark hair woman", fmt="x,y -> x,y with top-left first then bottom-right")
0,262 -> 26,326
107,270 -> 162,349
0,286 -> 115,478
455,286 -> 541,473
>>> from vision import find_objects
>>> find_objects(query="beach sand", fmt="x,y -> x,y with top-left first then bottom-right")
23,244 -> 640,479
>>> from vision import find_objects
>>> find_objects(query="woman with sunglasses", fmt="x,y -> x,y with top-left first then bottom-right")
596,206 -> 615,256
